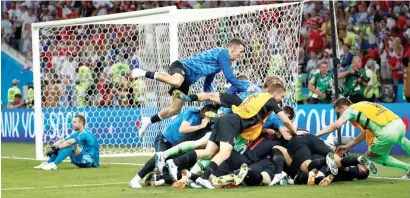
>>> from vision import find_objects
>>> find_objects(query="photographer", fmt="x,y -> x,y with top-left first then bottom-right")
363,60 -> 380,102
338,56 -> 371,103
307,61 -> 334,104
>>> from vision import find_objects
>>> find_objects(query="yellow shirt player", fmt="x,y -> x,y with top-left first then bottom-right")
317,98 -> 410,179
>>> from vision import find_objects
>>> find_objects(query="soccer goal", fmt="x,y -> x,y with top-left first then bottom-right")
32,3 -> 303,159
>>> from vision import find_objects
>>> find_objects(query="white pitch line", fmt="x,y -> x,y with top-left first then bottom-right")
1,182 -> 129,191
2,177 -> 408,191
1,156 -> 144,166
1,176 -> 408,191
369,176 -> 409,181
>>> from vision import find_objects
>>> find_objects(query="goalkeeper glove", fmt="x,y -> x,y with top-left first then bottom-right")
46,146 -> 60,157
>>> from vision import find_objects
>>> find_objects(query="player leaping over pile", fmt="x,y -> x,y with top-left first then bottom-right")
131,39 -> 250,138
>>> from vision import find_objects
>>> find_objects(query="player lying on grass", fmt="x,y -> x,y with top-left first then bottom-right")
165,83 -> 296,189
292,155 -> 370,186
206,140 -> 288,188
286,133 -> 376,180
317,98 -> 410,179
129,104 -> 218,188
170,127 -> 314,189
34,114 -> 100,170
270,134 -> 374,187
171,135 -> 286,189
131,39 -> 250,138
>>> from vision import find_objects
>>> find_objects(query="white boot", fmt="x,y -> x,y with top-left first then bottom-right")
138,117 -> 152,138
129,175 -> 142,188
34,162 -> 48,169
154,152 -> 165,174
166,159 -> 178,181
40,162 -> 57,170
195,177 -> 215,189
326,153 -> 338,175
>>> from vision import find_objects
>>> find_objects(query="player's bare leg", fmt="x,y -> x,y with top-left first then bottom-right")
208,142 -> 232,166
139,96 -> 184,138
173,90 -> 221,104
196,142 -> 233,189
272,146 -> 292,166
132,69 -> 184,88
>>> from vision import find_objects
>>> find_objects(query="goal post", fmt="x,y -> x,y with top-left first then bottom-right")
32,2 -> 303,159
32,6 -> 178,159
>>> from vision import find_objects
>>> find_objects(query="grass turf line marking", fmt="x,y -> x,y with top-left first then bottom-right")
2,177 -> 409,191
3,156 -> 409,182
1,156 -> 144,166
1,182 -> 129,191
369,176 -> 409,180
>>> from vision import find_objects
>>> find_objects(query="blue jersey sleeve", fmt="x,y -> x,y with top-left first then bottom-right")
203,74 -> 216,93
64,132 -> 78,141
225,85 -> 238,94
217,50 -> 248,92
263,114 -> 284,130
226,80 -> 249,94
263,116 -> 275,129
182,109 -> 201,125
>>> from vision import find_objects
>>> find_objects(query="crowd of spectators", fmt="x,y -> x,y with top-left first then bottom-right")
297,1 -> 410,104
2,1 -> 410,108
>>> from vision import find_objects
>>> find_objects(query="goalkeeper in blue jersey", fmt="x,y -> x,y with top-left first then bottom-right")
34,114 -> 100,170
131,39 -> 248,138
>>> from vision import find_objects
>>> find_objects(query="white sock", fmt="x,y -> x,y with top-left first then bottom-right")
190,164 -> 202,175
134,175 -> 141,181
185,171 -> 192,179
157,113 -> 163,120
156,179 -> 165,186
153,72 -> 158,80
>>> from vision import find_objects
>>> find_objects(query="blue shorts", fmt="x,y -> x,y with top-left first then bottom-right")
69,145 -> 93,168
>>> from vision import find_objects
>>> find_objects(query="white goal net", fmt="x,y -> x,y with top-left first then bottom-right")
32,3 -> 303,159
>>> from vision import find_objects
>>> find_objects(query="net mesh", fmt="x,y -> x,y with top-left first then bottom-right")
37,3 -> 302,156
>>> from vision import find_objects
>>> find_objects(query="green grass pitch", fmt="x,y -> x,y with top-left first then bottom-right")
1,142 -> 410,198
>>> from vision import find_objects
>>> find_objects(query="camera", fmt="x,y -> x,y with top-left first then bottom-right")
358,73 -> 370,83
352,71 -> 370,83
326,86 -> 345,101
